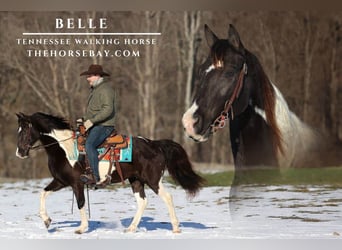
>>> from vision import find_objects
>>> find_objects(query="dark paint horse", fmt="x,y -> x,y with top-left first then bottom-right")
182,24 -> 317,180
16,112 -> 204,234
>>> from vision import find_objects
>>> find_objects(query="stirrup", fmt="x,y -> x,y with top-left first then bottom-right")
80,174 -> 96,185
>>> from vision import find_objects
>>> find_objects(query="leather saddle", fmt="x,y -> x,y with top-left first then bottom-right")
77,125 -> 128,152
101,133 -> 128,149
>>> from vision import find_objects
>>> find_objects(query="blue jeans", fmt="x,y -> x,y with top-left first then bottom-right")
85,125 -> 114,181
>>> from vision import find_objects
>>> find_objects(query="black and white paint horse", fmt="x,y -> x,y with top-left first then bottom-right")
182,24 -> 317,175
16,112 -> 204,234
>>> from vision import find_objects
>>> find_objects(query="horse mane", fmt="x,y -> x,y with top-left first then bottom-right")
246,51 -> 284,156
31,112 -> 72,133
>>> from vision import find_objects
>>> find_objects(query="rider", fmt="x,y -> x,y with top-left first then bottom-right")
79,64 -> 116,185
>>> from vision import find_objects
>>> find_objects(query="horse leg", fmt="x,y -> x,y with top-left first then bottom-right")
157,180 -> 180,233
40,179 -> 65,228
125,179 -> 147,233
40,190 -> 52,228
75,207 -> 88,234
72,184 -> 88,234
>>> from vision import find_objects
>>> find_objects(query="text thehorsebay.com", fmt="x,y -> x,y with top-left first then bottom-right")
16,17 -> 158,58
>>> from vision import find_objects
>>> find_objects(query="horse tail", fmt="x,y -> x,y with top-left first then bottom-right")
154,140 -> 205,197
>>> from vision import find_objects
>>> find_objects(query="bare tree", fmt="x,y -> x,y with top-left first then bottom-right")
174,11 -> 202,155
328,15 -> 342,141
2,12 -> 88,119
117,11 -> 167,139
302,12 -> 321,123
182,11 -> 202,110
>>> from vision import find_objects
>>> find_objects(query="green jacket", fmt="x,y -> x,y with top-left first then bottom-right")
84,78 -> 116,127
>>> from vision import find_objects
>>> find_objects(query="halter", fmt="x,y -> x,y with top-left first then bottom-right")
210,62 -> 248,133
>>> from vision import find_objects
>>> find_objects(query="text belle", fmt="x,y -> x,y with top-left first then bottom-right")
55,18 -> 108,29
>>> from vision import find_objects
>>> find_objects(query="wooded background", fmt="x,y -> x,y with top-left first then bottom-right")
0,11 -> 341,179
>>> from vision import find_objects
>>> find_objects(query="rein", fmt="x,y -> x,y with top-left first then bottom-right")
30,135 -> 74,150
210,62 -> 247,133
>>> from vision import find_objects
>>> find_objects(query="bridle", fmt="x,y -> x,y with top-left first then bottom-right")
19,122 -> 35,151
210,62 -> 248,133
20,122 -> 74,151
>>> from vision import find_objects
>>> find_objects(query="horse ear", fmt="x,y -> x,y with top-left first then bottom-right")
16,112 -> 27,120
204,24 -> 218,47
228,24 -> 244,51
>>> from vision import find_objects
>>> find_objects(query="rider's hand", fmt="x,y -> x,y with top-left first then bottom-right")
84,119 -> 93,131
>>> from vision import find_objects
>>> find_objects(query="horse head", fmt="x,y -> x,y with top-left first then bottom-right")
182,24 -> 254,142
16,112 -> 73,159
16,112 -> 41,158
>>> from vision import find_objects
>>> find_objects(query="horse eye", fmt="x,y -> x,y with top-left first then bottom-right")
225,71 -> 236,77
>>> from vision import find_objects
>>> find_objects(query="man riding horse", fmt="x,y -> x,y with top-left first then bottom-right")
79,64 -> 116,186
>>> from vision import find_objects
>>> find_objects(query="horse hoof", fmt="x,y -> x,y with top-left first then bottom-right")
74,225 -> 88,234
124,227 -> 136,233
74,229 -> 84,234
44,218 -> 52,228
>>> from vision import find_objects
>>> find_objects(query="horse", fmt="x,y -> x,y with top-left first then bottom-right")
182,24 -> 317,181
15,112 -> 205,234
182,24 -> 319,219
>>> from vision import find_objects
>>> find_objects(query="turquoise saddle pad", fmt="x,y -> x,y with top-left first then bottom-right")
97,135 -> 133,162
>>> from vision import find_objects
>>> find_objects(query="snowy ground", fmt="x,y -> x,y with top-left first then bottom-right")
0,178 -> 341,239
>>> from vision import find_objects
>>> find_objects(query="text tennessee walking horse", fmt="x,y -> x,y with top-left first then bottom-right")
182,24 -> 317,177
16,112 -> 204,234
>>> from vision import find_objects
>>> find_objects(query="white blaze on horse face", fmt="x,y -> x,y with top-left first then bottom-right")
182,102 -> 207,142
205,62 -> 223,74
205,64 -> 215,74
182,102 -> 198,136
16,147 -> 28,159
16,126 -> 28,158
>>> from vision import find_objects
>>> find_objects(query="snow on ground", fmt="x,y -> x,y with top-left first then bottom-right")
0,178 -> 341,239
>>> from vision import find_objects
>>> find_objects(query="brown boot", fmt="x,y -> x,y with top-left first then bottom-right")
80,173 -> 96,185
